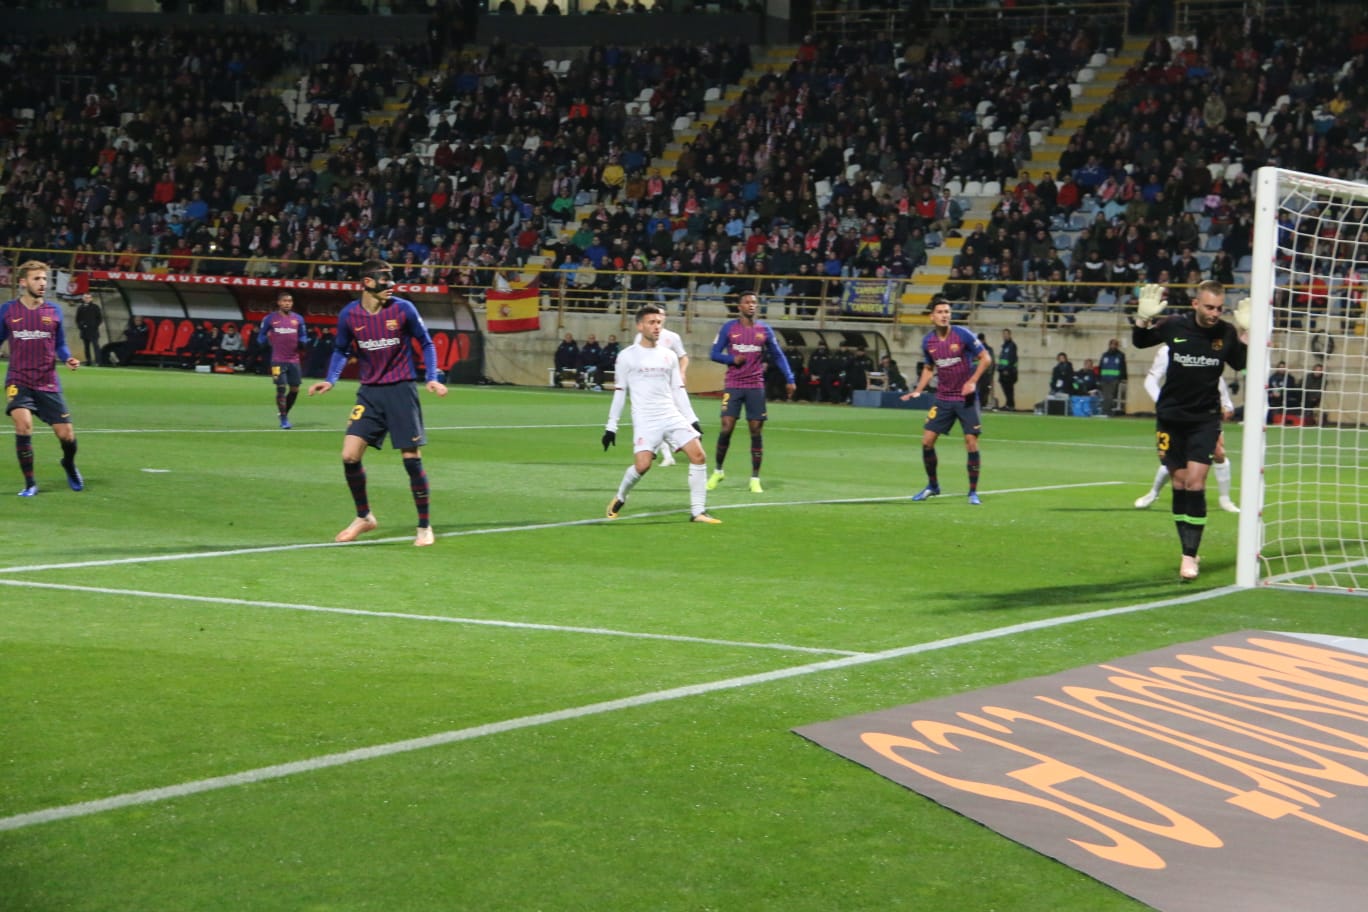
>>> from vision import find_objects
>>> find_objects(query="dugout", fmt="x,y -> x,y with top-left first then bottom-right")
91,274 -> 484,382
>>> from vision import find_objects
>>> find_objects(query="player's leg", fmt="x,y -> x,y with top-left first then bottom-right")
679,429 -> 720,523
608,437 -> 658,519
53,417 -> 82,492
400,446 -> 434,546
1169,423 -> 1216,580
913,407 -> 949,501
708,401 -> 739,489
388,388 -> 434,546
1212,431 -> 1238,513
272,366 -> 289,426
8,401 -> 38,496
336,433 -> 378,542
745,399 -> 766,493
960,402 -> 983,504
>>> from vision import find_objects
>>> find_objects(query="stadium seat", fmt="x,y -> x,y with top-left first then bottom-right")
981,180 -> 1001,198
987,130 -> 1005,148
703,87 -> 721,102
431,331 -> 450,372
1077,67 -> 1095,83
1224,162 -> 1244,182
963,180 -> 983,197
944,178 -> 963,197
1089,52 -> 1108,68
980,114 -> 996,131
136,319 -> 163,359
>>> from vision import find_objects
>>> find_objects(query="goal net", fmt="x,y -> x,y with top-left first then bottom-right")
1237,167 -> 1368,592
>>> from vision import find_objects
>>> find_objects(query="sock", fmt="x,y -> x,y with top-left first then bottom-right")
616,465 -> 643,502
1152,463 -> 1170,496
749,433 -> 763,477
16,434 -> 34,487
922,445 -> 938,488
403,456 -> 430,528
1172,488 -> 1207,556
285,388 -> 299,415
59,436 -> 78,470
276,386 -> 288,416
1213,459 -> 1232,500
344,460 -> 369,517
688,462 -> 707,515
967,450 -> 980,493
714,430 -> 732,471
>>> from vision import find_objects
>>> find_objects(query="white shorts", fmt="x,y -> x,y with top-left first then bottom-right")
632,419 -> 699,455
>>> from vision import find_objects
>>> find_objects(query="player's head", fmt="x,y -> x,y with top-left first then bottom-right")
16,260 -> 49,299
929,295 -> 951,327
737,292 -> 759,319
635,303 -> 665,341
1193,279 -> 1225,328
276,291 -> 294,313
359,259 -> 394,298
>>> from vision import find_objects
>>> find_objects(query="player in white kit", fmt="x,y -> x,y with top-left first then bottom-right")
603,304 -> 720,523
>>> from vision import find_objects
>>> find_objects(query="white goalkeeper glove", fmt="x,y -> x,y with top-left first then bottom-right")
1136,284 -> 1166,322
1233,297 -> 1251,333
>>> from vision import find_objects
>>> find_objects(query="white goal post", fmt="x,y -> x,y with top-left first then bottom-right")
1236,166 -> 1368,592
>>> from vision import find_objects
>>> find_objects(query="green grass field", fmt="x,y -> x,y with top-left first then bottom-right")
2,367 -> 1363,912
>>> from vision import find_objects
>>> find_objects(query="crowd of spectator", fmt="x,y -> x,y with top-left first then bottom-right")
3,11 -> 1367,324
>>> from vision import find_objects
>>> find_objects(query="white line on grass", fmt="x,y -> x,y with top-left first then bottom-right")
0,481 -> 1124,575
0,578 -> 863,657
75,423 -> 601,435
0,584 -> 1240,834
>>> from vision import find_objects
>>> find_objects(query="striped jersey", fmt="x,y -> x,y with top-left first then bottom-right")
922,325 -> 984,402
258,311 -> 308,364
709,318 -> 794,389
0,298 -> 71,392
327,296 -> 437,386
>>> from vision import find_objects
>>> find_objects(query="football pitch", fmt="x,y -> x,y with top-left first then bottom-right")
1,368 -> 1360,912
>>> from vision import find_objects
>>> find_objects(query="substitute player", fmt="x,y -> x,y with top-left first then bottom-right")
308,260 -> 448,547
1132,281 -> 1249,580
603,304 -> 720,524
258,290 -> 309,429
902,295 -> 992,505
707,291 -> 795,493
1133,345 -> 1239,513
1,261 -> 83,496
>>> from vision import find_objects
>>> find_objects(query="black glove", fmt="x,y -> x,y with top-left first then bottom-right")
601,430 -> 616,451
691,421 -> 702,436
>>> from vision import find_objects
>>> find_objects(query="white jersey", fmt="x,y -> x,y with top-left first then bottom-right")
605,343 -> 695,434
1145,346 -> 1233,412
632,326 -> 697,423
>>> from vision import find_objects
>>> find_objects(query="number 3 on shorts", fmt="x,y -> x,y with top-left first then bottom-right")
350,404 -> 365,421
1155,430 -> 1170,456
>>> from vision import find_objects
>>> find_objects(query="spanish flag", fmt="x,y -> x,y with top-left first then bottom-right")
486,287 -> 541,333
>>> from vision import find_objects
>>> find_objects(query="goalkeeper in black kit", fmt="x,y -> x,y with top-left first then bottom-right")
1132,280 -> 1249,581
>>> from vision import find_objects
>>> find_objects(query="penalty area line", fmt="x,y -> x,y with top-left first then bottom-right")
0,577 -> 862,658
0,481 -> 1125,575
0,584 -> 1239,833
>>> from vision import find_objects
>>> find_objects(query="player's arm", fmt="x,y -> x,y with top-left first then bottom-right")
762,324 -> 797,395
310,314 -> 353,395
604,352 -> 628,435
901,359 -> 935,401
54,314 -> 78,368
709,322 -> 737,365
1143,347 -> 1167,403
256,315 -> 271,346
399,300 -> 441,384
0,303 -> 9,347
966,347 -> 991,392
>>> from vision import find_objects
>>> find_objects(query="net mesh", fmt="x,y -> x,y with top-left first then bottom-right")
1255,171 -> 1368,591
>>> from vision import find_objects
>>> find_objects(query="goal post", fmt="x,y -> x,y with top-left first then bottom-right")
1236,166 -> 1368,592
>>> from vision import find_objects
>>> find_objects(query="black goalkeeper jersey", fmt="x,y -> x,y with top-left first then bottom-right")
1133,311 -> 1246,422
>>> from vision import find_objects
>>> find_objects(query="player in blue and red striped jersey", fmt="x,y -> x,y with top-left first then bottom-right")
308,260 -> 448,547
0,261 -> 83,496
707,292 -> 795,494
902,296 -> 992,505
258,291 -> 309,429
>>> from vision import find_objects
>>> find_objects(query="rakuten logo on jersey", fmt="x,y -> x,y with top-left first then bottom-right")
356,337 -> 401,351
11,329 -> 52,341
1172,352 -> 1222,368
732,342 -> 763,354
935,356 -> 961,367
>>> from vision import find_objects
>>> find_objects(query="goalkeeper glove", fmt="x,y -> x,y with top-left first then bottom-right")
601,430 -> 616,451
1135,284 -> 1166,321
1233,297 -> 1251,332
691,421 -> 702,435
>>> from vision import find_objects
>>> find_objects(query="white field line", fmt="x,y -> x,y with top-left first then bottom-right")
0,578 -> 863,657
0,584 -> 1239,833
0,481 -> 1124,576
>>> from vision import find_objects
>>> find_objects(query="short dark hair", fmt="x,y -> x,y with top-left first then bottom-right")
635,303 -> 665,322
360,259 -> 390,280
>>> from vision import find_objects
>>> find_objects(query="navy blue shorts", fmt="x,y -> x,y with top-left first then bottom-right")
924,398 -> 983,437
5,385 -> 72,426
720,388 -> 768,421
346,383 -> 426,451
271,362 -> 302,388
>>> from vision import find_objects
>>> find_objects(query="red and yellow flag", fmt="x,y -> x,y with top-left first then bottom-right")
486,287 -> 541,333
